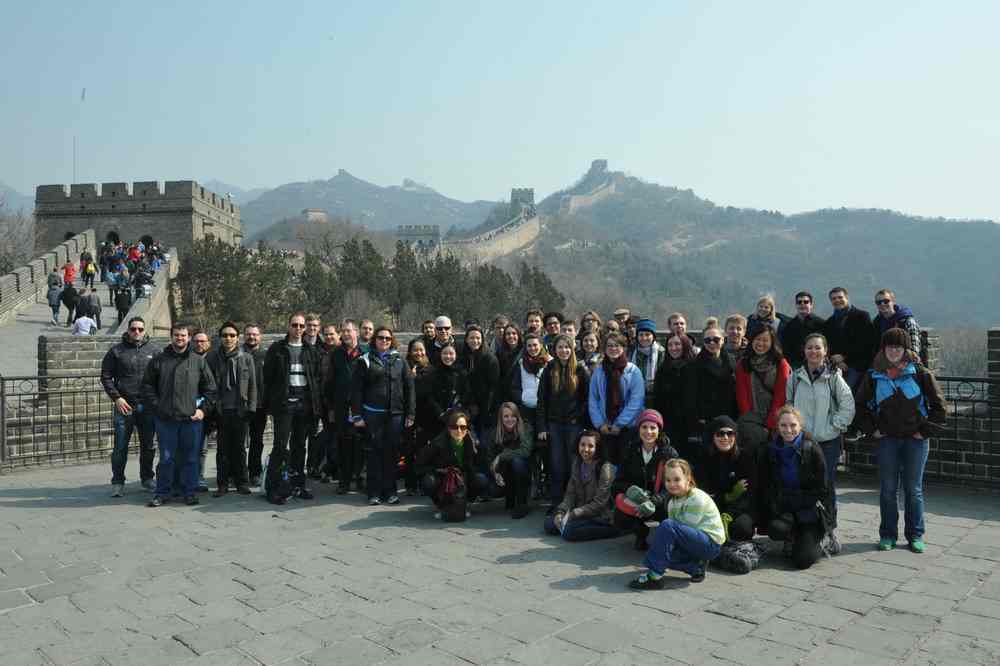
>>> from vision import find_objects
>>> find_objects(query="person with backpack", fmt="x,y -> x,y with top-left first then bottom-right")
758,405 -> 830,570
486,402 -> 534,518
786,332 -> 855,553
611,409 -> 679,551
855,328 -> 946,554
544,430 -> 620,542
417,409 -> 490,521
205,321 -> 257,496
351,326 -> 415,506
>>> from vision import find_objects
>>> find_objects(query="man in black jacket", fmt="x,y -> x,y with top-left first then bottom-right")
262,312 -> 323,504
242,324 -> 268,486
823,287 -> 877,389
206,321 -> 257,496
141,322 -> 218,507
326,320 -> 363,494
101,316 -> 157,497
780,291 -> 826,369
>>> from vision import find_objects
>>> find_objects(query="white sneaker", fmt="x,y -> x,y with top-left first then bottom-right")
110,484 -> 124,498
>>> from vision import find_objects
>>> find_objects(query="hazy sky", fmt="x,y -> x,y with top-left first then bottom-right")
3,1 -> 998,220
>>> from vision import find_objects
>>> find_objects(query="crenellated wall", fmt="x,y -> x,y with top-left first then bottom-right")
34,180 -> 242,254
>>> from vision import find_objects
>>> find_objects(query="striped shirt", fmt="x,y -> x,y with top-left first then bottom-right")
667,487 -> 726,545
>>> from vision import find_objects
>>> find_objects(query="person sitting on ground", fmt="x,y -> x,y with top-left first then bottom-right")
786,333 -> 855,554
758,405 -> 830,570
611,409 -> 679,551
417,409 -> 490,521
735,323 -> 792,455
487,402 -> 534,518
699,416 -> 757,543
544,430 -> 620,542
628,458 -> 725,589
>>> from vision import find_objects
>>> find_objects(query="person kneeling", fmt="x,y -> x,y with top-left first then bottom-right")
759,405 -> 830,570
629,459 -> 725,589
544,430 -> 619,541
487,403 -> 534,518
416,409 -> 491,521
611,409 -> 678,550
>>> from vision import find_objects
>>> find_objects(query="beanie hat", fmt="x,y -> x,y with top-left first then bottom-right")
636,318 -> 656,335
880,328 -> 909,350
637,409 -> 664,430
707,415 -> 738,436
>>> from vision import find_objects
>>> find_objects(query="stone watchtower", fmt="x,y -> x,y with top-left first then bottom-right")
509,188 -> 536,218
396,224 -> 441,251
34,180 -> 242,253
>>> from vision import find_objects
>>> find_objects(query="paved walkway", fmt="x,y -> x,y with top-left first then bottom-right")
0,280 -> 120,377
0,462 -> 997,665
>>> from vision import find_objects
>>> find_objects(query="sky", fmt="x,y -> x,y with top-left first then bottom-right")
2,1 -> 999,221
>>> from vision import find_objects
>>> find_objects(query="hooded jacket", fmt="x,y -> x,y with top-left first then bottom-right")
786,363 -> 855,442
101,332 -> 156,406
140,343 -> 218,421
351,348 -> 415,419
873,304 -> 922,358
855,351 -> 945,439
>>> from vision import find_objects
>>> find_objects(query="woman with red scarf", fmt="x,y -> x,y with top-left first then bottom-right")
587,332 -> 645,466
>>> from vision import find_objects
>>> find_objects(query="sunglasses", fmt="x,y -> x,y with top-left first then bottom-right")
436,326 -> 451,331
375,335 -> 392,341
128,327 -> 144,332
715,430 -> 736,438
704,337 -> 722,344
290,323 -> 306,328
875,299 -> 891,306
796,299 -> 811,305
220,333 -> 238,338
448,424 -> 469,432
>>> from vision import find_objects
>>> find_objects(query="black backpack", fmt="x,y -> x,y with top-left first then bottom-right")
263,454 -> 292,504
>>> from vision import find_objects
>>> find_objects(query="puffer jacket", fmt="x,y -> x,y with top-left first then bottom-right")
46,286 -> 62,308
556,458 -> 616,524
351,349 -> 415,419
786,364 -> 855,442
100,333 -> 156,406
855,351 -> 945,439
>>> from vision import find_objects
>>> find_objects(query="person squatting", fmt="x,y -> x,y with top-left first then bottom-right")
101,288 -> 945,588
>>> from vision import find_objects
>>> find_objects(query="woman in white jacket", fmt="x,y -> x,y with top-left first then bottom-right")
786,332 -> 855,553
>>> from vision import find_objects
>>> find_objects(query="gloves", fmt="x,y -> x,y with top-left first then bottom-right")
723,481 -> 747,504
626,485 -> 650,505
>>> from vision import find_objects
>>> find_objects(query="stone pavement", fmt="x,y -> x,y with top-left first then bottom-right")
0,461 -> 998,665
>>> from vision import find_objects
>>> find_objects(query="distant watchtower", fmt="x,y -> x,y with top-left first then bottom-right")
509,188 -> 536,218
396,224 -> 441,251
34,180 -> 242,253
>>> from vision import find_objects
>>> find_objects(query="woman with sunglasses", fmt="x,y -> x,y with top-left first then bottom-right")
700,416 -> 757,543
417,409 -> 490,520
351,326 -> 415,506
683,326 -> 737,458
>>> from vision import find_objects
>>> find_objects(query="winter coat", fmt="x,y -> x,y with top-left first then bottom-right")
683,350 -> 737,432
509,356 -> 546,412
46,272 -> 62,289
461,348 -> 500,419
326,344 -> 363,413
46,286 -> 62,308
556,458 -> 616,525
758,434 -> 829,528
873,304 -> 922,358
610,438 -> 679,520
786,364 -> 855,443
60,285 -> 79,309
651,358 -> 690,436
747,312 -> 791,338
854,352 -> 946,439
351,349 -> 415,419
416,430 -> 489,479
206,347 -> 258,415
100,333 -> 156,406
114,290 -> 132,313
629,342 -> 666,395
486,427 -> 533,465
426,363 -> 474,423
700,445 -> 758,519
262,337 -> 323,415
427,336 -> 464,367
735,357 -> 792,430
780,314 -> 826,368
495,345 -> 523,409
587,362 -> 645,430
140,344 -> 218,421
242,343 -> 267,412
411,364 -> 436,432
536,359 -> 591,432
823,306 -> 877,372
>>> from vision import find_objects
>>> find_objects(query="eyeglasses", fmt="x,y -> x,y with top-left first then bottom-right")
875,299 -> 891,306
375,335 -> 392,341
290,323 -> 306,328
448,424 -> 469,432
704,337 -> 722,344
796,299 -> 811,305
715,430 -> 736,438
436,326 -> 451,331
220,333 -> 237,338
128,327 -> 144,332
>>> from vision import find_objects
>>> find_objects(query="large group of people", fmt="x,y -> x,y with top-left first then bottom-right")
100,286 -> 946,587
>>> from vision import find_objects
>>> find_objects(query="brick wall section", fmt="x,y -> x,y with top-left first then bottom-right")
0,229 -> 95,325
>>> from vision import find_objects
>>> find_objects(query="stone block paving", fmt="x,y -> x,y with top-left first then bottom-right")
0,461 -> 998,665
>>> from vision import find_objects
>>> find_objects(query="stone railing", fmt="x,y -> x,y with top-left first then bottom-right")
0,229 -> 96,326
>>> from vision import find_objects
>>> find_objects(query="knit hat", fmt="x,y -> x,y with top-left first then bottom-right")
707,415 -> 738,436
637,409 -> 664,430
881,328 -> 909,350
636,318 -> 656,335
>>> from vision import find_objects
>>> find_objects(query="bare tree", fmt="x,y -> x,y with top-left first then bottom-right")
0,204 -> 34,274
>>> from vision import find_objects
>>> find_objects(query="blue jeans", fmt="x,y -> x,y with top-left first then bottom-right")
544,515 -> 621,542
643,519 -> 721,576
364,410 -> 402,501
878,436 -> 929,542
110,407 -> 156,484
818,436 -> 842,527
547,423 -> 581,503
154,418 -> 199,497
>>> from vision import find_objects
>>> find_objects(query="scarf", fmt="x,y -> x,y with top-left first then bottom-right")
603,353 -> 628,424
222,348 -> 239,391
631,343 -> 662,385
579,460 -> 595,483
522,351 -> 548,375
748,354 -> 777,419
